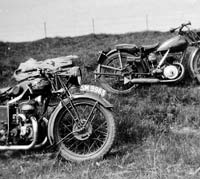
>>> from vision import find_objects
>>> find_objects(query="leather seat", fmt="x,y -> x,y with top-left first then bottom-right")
115,44 -> 138,53
115,43 -> 159,54
141,42 -> 160,52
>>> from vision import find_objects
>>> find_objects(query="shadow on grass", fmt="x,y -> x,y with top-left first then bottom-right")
0,151 -> 23,160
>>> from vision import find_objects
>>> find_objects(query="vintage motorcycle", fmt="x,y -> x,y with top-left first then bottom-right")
0,56 -> 115,162
95,22 -> 200,94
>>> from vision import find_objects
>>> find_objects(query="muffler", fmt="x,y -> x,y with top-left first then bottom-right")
0,117 -> 38,150
124,77 -> 160,84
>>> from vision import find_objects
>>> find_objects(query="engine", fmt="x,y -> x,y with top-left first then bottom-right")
10,113 -> 34,144
0,96 -> 44,145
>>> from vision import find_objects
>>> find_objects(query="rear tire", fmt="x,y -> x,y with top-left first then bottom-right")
54,98 -> 115,162
99,52 -> 138,95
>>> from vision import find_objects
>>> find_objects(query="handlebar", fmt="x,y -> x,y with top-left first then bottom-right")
181,21 -> 191,27
169,21 -> 191,33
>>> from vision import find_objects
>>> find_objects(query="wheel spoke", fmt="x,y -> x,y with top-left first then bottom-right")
94,121 -> 107,132
88,140 -> 97,152
55,100 -> 114,159
63,134 -> 75,143
89,112 -> 96,124
62,103 -> 78,122
95,128 -> 108,136
55,131 -> 75,146
77,105 -> 89,120
68,140 -> 79,150
86,102 -> 98,123
62,122 -> 72,132
85,142 -> 91,154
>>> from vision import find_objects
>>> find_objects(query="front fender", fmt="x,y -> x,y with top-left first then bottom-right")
47,92 -> 113,144
183,46 -> 200,79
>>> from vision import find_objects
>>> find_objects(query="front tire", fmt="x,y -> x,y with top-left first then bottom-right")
54,99 -> 115,162
190,49 -> 200,83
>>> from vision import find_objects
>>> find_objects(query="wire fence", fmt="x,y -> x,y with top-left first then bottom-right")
0,14 -> 199,42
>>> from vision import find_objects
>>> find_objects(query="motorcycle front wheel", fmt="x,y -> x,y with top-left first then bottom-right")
190,50 -> 200,83
54,98 -> 115,162
99,52 -> 138,95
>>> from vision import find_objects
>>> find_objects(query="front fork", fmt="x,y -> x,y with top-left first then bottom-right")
60,97 -> 98,130
60,97 -> 81,128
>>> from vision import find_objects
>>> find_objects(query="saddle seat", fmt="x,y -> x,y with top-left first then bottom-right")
141,42 -> 160,52
115,44 -> 138,53
115,43 -> 159,54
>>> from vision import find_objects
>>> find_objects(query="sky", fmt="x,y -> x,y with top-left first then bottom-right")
0,0 -> 199,42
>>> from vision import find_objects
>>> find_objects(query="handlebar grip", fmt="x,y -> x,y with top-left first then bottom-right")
181,21 -> 191,27
170,21 -> 192,33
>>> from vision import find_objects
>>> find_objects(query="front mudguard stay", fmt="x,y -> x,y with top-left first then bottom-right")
47,92 -> 113,144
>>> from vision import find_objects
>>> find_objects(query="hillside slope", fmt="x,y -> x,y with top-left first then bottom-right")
1,32 -> 200,178
0,31 -> 173,85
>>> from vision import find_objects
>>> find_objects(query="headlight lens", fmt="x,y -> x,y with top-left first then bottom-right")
77,75 -> 82,86
76,67 -> 82,86
70,66 -> 82,86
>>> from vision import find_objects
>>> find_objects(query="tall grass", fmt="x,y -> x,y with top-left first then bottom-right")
1,32 -> 200,178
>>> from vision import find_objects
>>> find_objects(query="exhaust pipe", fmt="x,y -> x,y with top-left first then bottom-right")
0,117 -> 38,150
124,63 -> 185,84
34,137 -> 48,149
124,77 -> 160,84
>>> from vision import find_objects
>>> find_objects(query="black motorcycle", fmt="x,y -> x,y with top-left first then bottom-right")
95,22 -> 200,94
0,56 -> 115,162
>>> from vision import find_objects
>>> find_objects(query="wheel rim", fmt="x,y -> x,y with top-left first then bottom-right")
101,53 -> 136,92
56,101 -> 109,157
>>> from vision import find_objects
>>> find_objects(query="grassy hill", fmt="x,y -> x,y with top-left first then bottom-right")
1,32 -> 200,178
0,31 -> 173,85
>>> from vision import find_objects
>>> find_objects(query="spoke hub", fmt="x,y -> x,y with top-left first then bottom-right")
73,122 -> 93,141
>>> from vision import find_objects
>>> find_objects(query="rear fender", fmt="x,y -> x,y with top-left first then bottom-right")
98,46 -> 139,64
95,49 -> 118,79
97,49 -> 118,64
95,48 -> 137,79
47,92 -> 113,144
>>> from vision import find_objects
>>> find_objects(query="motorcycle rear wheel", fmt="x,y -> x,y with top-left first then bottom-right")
99,52 -> 138,95
54,98 -> 115,162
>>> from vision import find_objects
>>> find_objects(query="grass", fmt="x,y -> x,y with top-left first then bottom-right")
1,31 -> 200,178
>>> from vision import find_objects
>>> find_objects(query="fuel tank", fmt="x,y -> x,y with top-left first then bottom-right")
157,35 -> 188,52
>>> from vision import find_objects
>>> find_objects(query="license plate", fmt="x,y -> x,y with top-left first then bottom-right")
80,85 -> 106,97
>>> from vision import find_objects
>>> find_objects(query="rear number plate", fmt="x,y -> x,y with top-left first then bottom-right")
80,85 -> 106,97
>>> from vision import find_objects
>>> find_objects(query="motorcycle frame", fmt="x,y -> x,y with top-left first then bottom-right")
95,23 -> 200,81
